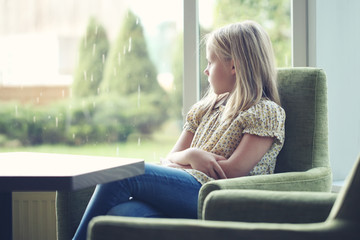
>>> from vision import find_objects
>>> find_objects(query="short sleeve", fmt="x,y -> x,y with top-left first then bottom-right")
183,103 -> 204,134
239,100 -> 286,145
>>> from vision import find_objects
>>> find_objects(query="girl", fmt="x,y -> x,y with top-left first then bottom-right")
73,20 -> 285,240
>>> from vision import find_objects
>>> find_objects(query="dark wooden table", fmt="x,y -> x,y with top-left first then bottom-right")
0,152 -> 145,240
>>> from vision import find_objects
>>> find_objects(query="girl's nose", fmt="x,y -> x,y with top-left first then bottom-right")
204,68 -> 209,76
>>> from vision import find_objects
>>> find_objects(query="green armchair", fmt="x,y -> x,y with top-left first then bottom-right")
87,154 -> 360,240
198,67 -> 332,217
56,67 -> 332,239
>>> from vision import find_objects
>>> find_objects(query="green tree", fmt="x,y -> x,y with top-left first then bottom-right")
212,0 -> 291,67
101,10 -> 161,95
72,17 -> 110,97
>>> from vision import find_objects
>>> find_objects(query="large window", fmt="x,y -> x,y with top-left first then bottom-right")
0,0 -> 291,163
0,0 -> 183,162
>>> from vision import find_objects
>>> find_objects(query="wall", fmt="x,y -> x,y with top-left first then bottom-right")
0,86 -> 70,105
312,0 -> 360,180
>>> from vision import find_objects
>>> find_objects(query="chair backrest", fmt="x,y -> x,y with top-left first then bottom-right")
275,68 -> 330,173
327,155 -> 360,222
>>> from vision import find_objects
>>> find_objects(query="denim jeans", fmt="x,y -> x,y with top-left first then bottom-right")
73,163 -> 202,240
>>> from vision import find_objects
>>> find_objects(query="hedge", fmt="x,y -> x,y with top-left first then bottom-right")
0,94 -> 168,146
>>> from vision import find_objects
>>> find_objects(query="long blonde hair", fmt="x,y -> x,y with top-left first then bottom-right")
199,20 -> 280,121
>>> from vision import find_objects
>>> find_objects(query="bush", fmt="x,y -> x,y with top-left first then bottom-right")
0,94 -> 168,146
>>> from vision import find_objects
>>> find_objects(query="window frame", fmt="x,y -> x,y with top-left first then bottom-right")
183,0 -> 307,111
183,0 -> 200,116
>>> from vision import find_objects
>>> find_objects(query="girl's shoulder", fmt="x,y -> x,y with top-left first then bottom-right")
236,99 -> 286,144
233,98 -> 286,125
243,99 -> 285,116
184,101 -> 208,133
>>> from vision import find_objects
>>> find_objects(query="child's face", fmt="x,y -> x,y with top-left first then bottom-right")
204,46 -> 235,95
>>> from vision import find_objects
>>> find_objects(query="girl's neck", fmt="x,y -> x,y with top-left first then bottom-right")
214,93 -> 229,109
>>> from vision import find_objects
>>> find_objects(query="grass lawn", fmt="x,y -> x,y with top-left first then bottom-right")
0,121 -> 181,163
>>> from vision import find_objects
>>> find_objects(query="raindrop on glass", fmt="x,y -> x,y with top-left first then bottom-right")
137,85 -> 141,108
138,137 -> 141,146
128,37 -> 132,52
118,52 -> 121,65
92,43 -> 96,56
55,117 -> 59,128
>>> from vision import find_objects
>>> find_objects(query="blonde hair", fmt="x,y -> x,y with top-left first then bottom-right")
199,20 -> 280,121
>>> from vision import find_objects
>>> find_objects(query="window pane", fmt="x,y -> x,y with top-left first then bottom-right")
199,0 -> 291,96
0,0 -> 183,162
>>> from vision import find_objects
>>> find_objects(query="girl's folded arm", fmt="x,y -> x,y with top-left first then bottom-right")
218,133 -> 274,178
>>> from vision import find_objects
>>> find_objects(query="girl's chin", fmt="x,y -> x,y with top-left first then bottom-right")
213,90 -> 229,95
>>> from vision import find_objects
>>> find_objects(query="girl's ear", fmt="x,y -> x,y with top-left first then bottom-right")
231,60 -> 236,75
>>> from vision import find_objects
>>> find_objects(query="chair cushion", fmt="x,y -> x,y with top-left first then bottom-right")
275,68 -> 329,173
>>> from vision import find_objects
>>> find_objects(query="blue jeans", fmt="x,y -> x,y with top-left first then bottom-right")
73,163 -> 202,240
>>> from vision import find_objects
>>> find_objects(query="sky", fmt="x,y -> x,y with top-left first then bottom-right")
126,0 -> 215,31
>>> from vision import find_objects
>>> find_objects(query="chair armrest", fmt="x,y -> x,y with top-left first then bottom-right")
56,187 -> 95,240
202,189 -> 337,223
198,167 -> 332,218
87,216 -> 354,240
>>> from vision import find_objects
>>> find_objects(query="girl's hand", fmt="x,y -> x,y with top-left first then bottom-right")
160,157 -> 191,169
163,130 -> 227,179
167,148 -> 227,179
185,148 -> 227,179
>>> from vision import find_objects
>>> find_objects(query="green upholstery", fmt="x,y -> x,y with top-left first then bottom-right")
198,67 -> 332,218
56,187 -> 95,240
276,68 -> 329,173
202,190 -> 337,223
56,68 -> 332,239
87,154 -> 360,240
